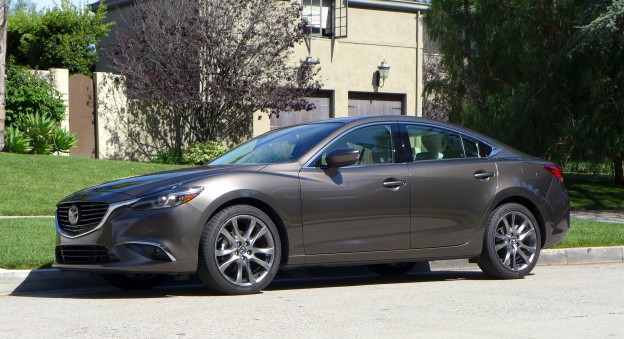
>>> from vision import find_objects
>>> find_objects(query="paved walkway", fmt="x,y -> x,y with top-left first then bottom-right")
571,210 -> 624,224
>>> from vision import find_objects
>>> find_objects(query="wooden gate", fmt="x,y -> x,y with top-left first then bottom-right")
68,74 -> 96,158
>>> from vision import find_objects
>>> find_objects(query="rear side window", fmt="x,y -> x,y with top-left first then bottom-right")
405,125 -> 463,161
463,136 -> 494,158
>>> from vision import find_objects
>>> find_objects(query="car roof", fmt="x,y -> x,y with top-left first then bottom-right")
312,115 -> 494,142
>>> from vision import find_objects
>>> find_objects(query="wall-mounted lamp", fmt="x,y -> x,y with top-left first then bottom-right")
376,59 -> 391,87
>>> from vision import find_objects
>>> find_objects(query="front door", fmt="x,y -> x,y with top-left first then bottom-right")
299,123 -> 411,254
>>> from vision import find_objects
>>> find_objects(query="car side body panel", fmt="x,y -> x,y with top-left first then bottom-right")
53,116 -> 570,279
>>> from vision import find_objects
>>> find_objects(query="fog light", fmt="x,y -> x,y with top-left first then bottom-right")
125,243 -> 176,262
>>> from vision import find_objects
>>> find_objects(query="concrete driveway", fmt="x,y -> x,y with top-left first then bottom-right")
1,263 -> 622,338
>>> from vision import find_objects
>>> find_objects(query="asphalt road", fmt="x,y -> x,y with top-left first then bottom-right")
1,263 -> 623,338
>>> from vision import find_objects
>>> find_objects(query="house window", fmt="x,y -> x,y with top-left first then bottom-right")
302,0 -> 347,38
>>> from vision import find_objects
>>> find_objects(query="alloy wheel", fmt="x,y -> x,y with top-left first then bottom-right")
494,211 -> 538,271
213,215 -> 276,286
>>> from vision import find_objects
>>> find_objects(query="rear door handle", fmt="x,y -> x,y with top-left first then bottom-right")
474,171 -> 495,179
382,180 -> 406,188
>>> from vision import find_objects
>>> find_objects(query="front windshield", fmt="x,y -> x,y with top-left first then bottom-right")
210,122 -> 343,165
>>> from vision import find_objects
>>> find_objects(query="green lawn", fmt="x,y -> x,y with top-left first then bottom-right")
551,219 -> 624,249
565,174 -> 624,210
0,218 -> 55,269
0,153 -> 187,216
0,217 -> 621,270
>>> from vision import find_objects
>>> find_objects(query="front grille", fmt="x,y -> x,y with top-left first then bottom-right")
55,245 -> 119,265
57,202 -> 109,237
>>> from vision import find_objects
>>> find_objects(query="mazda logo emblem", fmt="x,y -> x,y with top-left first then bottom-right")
68,205 -> 80,225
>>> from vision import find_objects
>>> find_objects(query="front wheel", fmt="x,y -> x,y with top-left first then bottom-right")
478,203 -> 541,279
197,205 -> 281,295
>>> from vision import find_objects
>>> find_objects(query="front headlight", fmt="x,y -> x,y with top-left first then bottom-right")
131,186 -> 204,210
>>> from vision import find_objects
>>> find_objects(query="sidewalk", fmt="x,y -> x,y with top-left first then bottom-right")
570,210 -> 624,224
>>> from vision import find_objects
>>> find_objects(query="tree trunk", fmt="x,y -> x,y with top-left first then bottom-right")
614,156 -> 624,186
0,1 -> 7,151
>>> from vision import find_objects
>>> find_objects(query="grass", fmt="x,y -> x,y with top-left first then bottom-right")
0,217 -> 621,270
1,152 -> 622,214
565,174 -> 624,210
0,152 -> 187,216
551,219 -> 624,249
0,218 -> 55,270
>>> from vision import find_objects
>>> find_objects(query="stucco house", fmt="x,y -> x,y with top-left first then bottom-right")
95,0 -> 431,139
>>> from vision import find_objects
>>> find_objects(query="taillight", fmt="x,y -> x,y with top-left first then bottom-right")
543,164 -> 564,182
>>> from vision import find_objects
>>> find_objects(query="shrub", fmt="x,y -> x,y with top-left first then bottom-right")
51,128 -> 78,154
4,126 -> 33,154
5,64 -> 66,126
563,161 -> 611,175
20,113 -> 55,154
182,141 -> 227,165
150,148 -> 184,165
3,113 -> 78,155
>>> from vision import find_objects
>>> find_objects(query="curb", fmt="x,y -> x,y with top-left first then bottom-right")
2,246 -> 623,296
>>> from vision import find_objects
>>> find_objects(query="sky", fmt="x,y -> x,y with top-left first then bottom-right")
33,0 -> 92,11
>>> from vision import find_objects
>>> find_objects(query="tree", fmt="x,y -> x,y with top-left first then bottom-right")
425,0 -> 586,160
109,0 -> 321,146
567,0 -> 624,184
425,0 -> 624,184
7,0 -> 111,75
0,0 -> 6,151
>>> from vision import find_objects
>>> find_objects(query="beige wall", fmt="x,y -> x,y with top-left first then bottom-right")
32,68 -> 70,131
254,6 -> 425,136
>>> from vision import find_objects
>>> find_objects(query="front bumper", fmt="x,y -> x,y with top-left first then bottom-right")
53,200 -> 204,274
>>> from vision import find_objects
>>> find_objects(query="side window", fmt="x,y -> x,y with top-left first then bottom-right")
463,135 -> 494,158
320,124 -> 394,166
405,125 -> 464,161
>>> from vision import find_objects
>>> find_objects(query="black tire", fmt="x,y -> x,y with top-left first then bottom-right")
197,205 -> 281,295
478,203 -> 541,279
368,262 -> 417,275
102,273 -> 166,290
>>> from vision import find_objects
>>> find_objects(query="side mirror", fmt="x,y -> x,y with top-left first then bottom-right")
326,148 -> 360,168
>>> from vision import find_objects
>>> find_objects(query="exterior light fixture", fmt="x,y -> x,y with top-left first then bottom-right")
301,56 -> 320,66
376,59 -> 390,87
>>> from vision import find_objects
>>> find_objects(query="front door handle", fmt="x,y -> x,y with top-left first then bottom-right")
382,180 -> 406,189
474,171 -> 495,179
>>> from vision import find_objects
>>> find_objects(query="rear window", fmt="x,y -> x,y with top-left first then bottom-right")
463,136 -> 494,158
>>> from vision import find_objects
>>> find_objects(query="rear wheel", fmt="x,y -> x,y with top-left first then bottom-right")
368,262 -> 416,275
478,203 -> 541,279
197,205 -> 281,295
102,273 -> 166,290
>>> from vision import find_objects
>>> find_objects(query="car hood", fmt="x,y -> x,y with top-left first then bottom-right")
61,165 -> 267,202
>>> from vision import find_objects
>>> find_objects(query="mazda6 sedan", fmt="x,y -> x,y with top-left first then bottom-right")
54,116 -> 569,294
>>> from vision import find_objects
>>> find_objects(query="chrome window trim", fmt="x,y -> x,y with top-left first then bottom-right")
122,241 -> 177,262
56,198 -> 139,239
304,121 -> 399,168
401,122 -> 501,160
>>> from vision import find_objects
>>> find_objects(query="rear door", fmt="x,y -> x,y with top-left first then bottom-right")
401,123 -> 498,249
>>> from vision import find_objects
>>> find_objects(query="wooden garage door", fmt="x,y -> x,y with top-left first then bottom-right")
270,91 -> 332,129
348,92 -> 404,116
